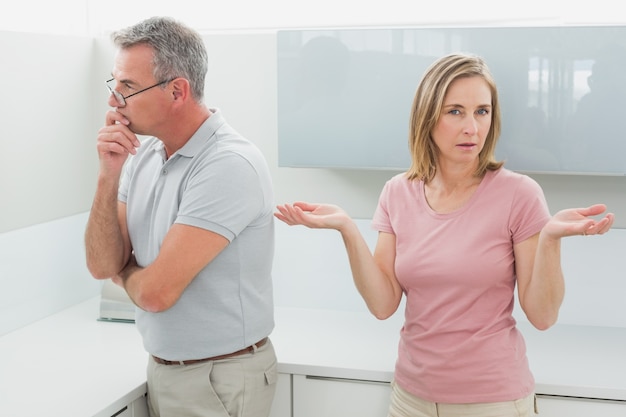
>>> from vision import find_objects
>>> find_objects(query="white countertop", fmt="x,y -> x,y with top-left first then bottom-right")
2,298 -> 625,417
0,298 -> 147,417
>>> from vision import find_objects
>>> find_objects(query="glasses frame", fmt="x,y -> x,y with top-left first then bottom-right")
106,78 -> 171,106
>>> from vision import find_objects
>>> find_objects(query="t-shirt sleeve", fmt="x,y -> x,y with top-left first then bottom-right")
371,179 -> 394,234
509,175 -> 551,244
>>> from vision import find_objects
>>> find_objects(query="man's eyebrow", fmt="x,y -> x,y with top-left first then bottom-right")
110,75 -> 137,86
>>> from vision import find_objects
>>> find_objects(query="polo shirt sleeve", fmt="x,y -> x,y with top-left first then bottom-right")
175,152 -> 265,242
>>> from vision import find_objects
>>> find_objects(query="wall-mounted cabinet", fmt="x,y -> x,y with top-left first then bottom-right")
278,26 -> 626,175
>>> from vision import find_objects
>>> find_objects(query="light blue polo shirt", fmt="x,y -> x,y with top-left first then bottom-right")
118,109 -> 275,360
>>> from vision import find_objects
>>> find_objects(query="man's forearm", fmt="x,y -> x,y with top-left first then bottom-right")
85,176 -> 128,278
112,254 -> 145,309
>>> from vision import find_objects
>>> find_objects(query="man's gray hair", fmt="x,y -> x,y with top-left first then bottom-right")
111,16 -> 208,101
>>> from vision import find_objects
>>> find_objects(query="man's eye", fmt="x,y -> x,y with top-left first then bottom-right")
118,83 -> 133,94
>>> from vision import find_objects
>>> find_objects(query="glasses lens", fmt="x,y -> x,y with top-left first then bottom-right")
106,79 -> 125,106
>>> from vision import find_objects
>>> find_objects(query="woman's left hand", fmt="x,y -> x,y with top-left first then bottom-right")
543,204 -> 614,239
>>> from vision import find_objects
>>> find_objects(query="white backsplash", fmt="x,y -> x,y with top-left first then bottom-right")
0,212 -> 101,336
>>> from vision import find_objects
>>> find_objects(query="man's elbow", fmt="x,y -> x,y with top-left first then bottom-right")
135,288 -> 178,313
86,261 -> 116,281
85,253 -> 128,281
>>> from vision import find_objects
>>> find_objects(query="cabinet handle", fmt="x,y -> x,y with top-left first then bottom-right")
110,405 -> 128,417
305,375 -> 389,386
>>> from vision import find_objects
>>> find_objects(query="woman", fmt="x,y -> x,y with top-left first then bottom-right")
275,53 -> 614,417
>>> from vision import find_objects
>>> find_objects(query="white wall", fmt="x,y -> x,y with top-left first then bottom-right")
0,31 -> 99,233
6,0 -> 626,36
0,30 -> 104,335
0,1 -> 88,35
0,213 -> 101,336
88,1 -> 626,35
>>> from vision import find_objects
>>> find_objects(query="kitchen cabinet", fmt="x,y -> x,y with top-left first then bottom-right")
287,374 -> 626,417
108,394 -> 148,417
269,373 -> 292,417
536,394 -> 626,416
130,394 -> 149,417
277,27 -> 626,175
292,374 -> 391,417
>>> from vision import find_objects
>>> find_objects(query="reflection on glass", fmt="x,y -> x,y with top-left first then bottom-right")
564,47 -> 626,173
278,26 -> 626,174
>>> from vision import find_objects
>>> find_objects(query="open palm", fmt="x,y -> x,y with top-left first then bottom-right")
274,202 -> 351,230
543,204 -> 614,238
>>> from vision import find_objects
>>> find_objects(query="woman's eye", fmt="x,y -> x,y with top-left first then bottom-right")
477,108 -> 490,115
449,109 -> 461,115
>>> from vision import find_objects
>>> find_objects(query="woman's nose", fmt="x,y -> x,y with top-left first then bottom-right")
463,116 -> 478,135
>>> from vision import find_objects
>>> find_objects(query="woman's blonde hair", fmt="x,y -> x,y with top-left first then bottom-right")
406,53 -> 504,182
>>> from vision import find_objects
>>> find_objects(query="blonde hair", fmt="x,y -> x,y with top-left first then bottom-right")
406,53 -> 504,182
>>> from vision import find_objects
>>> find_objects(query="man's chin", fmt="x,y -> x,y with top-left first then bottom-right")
128,125 -> 143,135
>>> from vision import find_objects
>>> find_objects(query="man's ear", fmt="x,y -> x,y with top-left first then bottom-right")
170,78 -> 190,100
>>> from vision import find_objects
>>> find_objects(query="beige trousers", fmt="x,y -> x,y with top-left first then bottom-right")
146,338 -> 278,417
388,380 -> 538,417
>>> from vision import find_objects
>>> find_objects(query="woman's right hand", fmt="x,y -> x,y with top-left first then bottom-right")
274,202 -> 351,231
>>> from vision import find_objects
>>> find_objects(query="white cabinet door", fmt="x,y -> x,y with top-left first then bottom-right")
131,393 -> 149,417
293,374 -> 391,417
269,373 -> 292,417
537,395 -> 626,416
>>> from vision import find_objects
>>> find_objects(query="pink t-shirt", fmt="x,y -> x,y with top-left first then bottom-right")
372,168 -> 550,403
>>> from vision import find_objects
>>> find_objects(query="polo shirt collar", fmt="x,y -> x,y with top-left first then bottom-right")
152,108 -> 225,159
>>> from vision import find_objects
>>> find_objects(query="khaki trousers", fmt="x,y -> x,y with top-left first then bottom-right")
388,381 -> 537,417
146,338 -> 278,417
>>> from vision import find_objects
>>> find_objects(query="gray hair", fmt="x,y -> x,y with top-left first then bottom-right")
111,16 -> 208,101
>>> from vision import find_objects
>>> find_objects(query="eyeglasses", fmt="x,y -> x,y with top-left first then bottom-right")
105,78 -> 171,106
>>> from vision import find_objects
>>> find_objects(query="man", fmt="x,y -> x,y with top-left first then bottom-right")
85,16 -> 277,417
